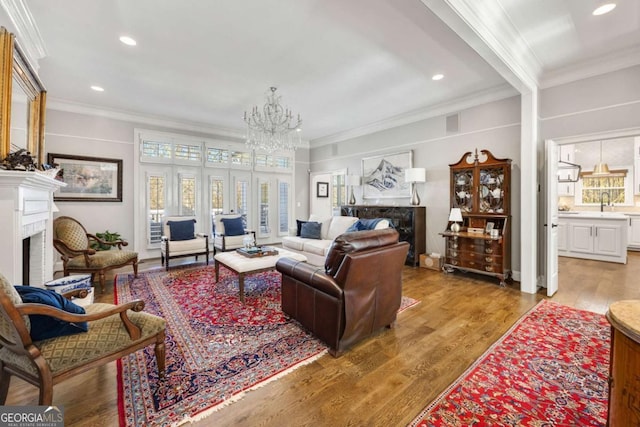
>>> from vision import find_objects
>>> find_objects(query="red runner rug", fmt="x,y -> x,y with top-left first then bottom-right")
115,264 -> 418,426
409,300 -> 610,426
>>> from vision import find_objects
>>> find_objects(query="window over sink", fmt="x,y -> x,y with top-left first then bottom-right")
575,168 -> 633,206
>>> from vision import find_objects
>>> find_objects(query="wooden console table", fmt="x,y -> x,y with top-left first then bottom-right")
606,300 -> 640,426
341,205 -> 425,267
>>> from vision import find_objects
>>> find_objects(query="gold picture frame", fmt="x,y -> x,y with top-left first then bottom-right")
0,27 -> 47,165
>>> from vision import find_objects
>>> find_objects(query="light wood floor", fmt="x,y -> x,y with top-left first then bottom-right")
7,253 -> 639,426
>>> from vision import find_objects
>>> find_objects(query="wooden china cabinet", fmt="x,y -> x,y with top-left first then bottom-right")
441,149 -> 512,286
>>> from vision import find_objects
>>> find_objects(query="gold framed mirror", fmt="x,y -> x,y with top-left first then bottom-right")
0,27 -> 46,165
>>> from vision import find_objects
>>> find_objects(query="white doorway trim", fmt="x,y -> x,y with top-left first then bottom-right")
544,127 -> 640,295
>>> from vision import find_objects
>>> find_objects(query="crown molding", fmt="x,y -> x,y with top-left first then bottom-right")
310,83 -> 518,147
422,0 -> 541,92
0,0 -> 46,70
540,46 -> 640,89
46,97 -> 311,149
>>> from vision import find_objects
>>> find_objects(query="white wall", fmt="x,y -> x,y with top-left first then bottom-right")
45,110 -> 137,243
309,96 -> 522,271
540,65 -> 640,140
44,109 -> 309,257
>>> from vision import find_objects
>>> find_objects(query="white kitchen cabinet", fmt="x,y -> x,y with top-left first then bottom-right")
558,213 -> 627,264
558,144 -> 576,196
628,214 -> 640,250
558,182 -> 575,197
569,223 -> 594,253
593,224 -> 624,257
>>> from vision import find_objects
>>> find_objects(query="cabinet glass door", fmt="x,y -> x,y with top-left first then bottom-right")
452,169 -> 474,212
479,167 -> 506,213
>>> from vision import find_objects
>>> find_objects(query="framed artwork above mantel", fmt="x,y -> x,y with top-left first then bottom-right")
48,153 -> 123,202
361,151 -> 412,199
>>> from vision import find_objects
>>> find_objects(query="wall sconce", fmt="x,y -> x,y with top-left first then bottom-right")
345,175 -> 361,205
449,208 -> 463,233
405,168 -> 426,206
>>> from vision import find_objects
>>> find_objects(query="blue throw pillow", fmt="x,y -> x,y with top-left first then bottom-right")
296,219 -> 308,236
346,218 -> 392,232
168,219 -> 195,241
300,221 -> 322,239
15,286 -> 88,341
221,217 -> 245,236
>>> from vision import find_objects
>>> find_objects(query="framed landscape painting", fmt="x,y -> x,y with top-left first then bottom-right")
48,153 -> 123,202
362,151 -> 412,199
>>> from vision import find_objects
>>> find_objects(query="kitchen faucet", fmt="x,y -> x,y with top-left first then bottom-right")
600,192 -> 610,212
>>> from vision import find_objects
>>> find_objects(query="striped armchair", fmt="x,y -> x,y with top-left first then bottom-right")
0,273 -> 166,406
52,216 -> 138,293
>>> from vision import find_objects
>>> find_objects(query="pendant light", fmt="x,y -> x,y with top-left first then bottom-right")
593,141 -> 610,176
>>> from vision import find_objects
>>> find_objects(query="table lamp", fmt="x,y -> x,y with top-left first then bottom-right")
405,168 -> 426,206
449,208 -> 463,232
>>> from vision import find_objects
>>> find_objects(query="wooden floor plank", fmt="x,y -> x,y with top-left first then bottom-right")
7,253 -> 638,426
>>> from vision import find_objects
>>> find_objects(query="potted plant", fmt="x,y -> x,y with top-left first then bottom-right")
91,230 -> 124,251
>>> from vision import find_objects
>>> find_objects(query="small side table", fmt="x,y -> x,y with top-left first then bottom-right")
606,300 -> 640,426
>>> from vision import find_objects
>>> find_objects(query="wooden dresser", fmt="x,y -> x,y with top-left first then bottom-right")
441,149 -> 512,286
341,205 -> 426,266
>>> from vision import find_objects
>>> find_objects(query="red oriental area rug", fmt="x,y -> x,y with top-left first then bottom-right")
116,264 -> 418,426
409,300 -> 610,427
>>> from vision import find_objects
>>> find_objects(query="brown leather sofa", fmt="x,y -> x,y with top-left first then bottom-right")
276,228 -> 409,357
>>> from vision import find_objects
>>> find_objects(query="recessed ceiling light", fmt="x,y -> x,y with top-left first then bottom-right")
90,85 -> 105,92
593,3 -> 616,16
119,35 -> 137,46
432,74 -> 444,81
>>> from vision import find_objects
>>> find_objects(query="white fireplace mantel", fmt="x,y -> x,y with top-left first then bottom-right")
0,170 -> 65,286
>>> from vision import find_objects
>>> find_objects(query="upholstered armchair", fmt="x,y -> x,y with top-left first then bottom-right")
213,213 -> 256,254
53,216 -> 138,293
0,273 -> 166,406
161,216 -> 209,270
276,228 -> 409,357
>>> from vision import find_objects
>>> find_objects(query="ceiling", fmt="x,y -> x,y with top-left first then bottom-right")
2,0 -> 639,144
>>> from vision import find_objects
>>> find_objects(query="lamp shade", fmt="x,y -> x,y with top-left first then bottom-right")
345,175 -> 361,186
448,208 -> 463,222
405,168 -> 426,183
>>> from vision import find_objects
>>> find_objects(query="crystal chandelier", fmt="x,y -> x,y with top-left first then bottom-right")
244,87 -> 302,152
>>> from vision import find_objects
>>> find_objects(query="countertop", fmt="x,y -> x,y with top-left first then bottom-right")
558,211 -> 629,220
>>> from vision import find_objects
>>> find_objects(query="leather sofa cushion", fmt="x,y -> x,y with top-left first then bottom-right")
324,228 -> 399,276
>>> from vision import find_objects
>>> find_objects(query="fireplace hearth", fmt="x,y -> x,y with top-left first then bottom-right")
0,171 -> 65,286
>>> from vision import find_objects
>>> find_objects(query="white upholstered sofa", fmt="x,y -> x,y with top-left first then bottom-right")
281,214 -> 389,266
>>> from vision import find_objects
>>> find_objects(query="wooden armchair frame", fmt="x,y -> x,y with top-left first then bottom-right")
0,287 -> 166,406
53,216 -> 138,292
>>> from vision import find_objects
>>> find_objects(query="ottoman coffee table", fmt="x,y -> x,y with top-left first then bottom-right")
214,247 -> 307,303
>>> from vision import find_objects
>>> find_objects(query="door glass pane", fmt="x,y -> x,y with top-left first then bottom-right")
148,175 -> 164,244
259,181 -> 270,235
180,176 -> 196,216
210,177 -> 224,216
279,181 -> 289,234
236,179 -> 249,228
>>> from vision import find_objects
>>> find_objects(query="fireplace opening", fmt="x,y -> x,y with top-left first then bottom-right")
22,237 -> 30,285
